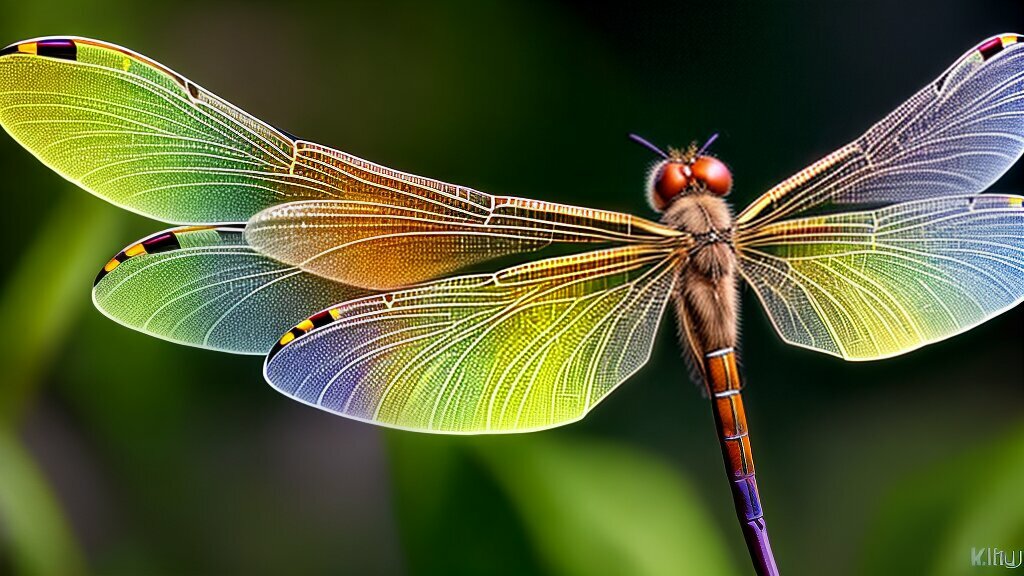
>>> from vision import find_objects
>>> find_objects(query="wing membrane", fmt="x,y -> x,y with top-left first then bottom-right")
94,226 -> 365,354
0,37 -> 332,223
737,33 -> 1024,230
0,36 -> 680,288
263,244 -> 682,433
245,186 -> 682,289
737,195 -> 1024,360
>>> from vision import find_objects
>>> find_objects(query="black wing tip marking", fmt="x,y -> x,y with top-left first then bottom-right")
0,38 -> 77,60
977,34 -> 1021,61
267,307 -> 342,363
935,34 -> 1022,93
93,225 -> 245,286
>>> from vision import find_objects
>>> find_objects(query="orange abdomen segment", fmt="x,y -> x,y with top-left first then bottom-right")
704,348 -> 779,576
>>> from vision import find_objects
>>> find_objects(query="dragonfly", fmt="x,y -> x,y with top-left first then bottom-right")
2,34 -> 1023,576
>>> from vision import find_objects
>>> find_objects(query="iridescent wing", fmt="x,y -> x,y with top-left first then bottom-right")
736,34 -> 1024,360
263,244 -> 683,433
738,194 -> 1024,360
0,37 -> 323,223
94,226 -> 365,354
736,34 -> 1024,230
0,36 -> 681,291
244,196 -> 681,290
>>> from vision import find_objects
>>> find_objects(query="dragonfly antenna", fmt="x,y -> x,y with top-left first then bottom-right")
628,133 -> 670,159
696,132 -> 720,156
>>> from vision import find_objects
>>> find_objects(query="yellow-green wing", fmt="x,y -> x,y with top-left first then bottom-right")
0,36 -> 682,290
94,226 -> 365,354
737,195 -> 1024,360
263,244 -> 682,433
0,37 -> 332,223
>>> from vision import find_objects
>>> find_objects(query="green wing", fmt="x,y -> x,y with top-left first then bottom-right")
0,37 -> 338,224
264,245 -> 680,433
737,195 -> 1024,360
94,225 -> 365,354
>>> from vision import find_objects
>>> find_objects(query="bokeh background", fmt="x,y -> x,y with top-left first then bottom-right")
0,1 -> 1021,575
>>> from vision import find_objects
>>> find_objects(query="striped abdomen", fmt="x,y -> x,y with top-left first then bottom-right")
705,348 -> 779,576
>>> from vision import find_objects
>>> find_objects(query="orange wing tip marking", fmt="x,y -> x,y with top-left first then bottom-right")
124,243 -> 147,258
977,34 -> 1020,61
0,38 -> 76,61
268,307 -> 344,361
94,228 -> 194,287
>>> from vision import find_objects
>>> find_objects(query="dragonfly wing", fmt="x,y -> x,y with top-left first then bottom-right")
736,194 -> 1024,360
94,226 -> 366,354
263,244 -> 682,433
738,34 -> 1024,229
245,193 -> 682,289
0,37 -> 332,223
0,36 -> 679,285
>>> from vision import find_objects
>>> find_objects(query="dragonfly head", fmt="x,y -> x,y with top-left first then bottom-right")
631,133 -> 732,212
647,155 -> 734,212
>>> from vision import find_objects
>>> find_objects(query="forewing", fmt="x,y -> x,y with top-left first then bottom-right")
263,244 -> 682,433
94,226 -> 365,354
245,194 -> 681,289
0,37 -> 331,223
0,36 -> 679,287
737,34 -> 1024,229
737,195 -> 1024,360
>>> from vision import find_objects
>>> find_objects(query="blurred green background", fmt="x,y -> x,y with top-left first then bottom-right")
0,1 -> 1021,575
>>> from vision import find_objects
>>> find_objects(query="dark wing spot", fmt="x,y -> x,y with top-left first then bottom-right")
36,39 -> 77,61
978,37 -> 1005,61
141,232 -> 182,254
309,309 -> 336,329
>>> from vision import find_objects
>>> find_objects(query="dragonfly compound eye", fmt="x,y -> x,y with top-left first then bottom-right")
650,161 -> 691,211
692,155 -> 733,196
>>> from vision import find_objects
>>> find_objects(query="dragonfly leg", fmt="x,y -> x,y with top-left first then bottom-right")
705,347 -> 780,576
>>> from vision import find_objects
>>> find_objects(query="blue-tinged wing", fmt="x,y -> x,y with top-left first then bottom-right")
737,34 -> 1024,229
738,195 -> 1024,360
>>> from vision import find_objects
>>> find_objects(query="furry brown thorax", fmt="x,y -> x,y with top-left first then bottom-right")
661,190 -> 738,367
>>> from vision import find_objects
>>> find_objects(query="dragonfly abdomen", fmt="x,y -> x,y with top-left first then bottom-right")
705,348 -> 779,576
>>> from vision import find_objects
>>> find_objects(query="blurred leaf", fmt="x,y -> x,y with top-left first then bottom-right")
388,434 -> 545,576
0,192 -> 115,576
0,192 -> 119,425
0,432 -> 86,576
859,425 -> 1024,576
475,435 -> 739,576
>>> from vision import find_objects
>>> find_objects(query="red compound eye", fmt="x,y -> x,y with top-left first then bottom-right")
651,162 -> 691,211
692,155 -> 733,196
